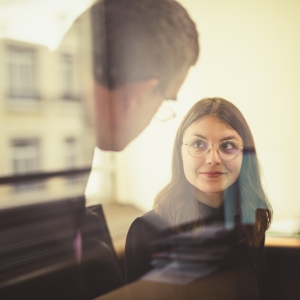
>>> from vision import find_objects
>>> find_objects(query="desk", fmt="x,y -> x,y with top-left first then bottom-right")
265,236 -> 300,248
265,236 -> 300,300
96,236 -> 300,300
102,208 -> 300,300
95,268 -> 238,300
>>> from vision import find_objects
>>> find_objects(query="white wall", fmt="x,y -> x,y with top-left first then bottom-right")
114,0 -> 300,221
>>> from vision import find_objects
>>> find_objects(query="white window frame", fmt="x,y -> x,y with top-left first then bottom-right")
11,139 -> 42,191
61,54 -> 76,100
7,46 -> 38,101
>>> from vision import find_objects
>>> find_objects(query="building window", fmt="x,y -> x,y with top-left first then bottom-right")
61,54 -> 76,100
65,137 -> 77,168
65,138 -> 78,183
11,139 -> 41,191
7,46 -> 38,99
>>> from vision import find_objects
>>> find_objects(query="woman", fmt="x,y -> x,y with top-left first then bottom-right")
125,97 -> 272,298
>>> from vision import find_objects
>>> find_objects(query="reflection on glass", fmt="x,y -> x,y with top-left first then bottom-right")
0,1 -> 97,207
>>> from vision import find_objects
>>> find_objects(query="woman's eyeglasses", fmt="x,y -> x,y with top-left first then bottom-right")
183,138 -> 243,161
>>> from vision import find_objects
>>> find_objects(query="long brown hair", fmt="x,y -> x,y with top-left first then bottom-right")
154,97 -> 272,247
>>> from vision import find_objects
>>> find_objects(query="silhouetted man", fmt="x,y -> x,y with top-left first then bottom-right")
80,0 -> 199,297
90,0 -> 199,151
0,1 -> 199,299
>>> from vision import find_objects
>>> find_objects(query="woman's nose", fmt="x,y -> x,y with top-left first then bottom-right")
205,146 -> 221,164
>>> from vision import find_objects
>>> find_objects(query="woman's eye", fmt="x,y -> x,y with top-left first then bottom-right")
192,140 -> 206,148
221,141 -> 237,151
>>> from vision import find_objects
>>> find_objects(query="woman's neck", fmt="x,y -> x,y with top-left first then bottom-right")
192,187 -> 224,208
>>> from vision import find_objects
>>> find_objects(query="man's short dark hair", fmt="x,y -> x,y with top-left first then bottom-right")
91,0 -> 199,91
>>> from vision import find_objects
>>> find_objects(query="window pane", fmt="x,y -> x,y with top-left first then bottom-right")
61,54 -> 75,100
7,47 -> 37,99
0,0 -> 101,207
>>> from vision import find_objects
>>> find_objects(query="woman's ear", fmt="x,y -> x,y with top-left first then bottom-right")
122,78 -> 159,115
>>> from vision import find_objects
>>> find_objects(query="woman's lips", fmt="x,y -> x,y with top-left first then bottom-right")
199,171 -> 225,178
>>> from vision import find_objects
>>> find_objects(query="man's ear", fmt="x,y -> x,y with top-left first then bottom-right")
123,78 -> 159,114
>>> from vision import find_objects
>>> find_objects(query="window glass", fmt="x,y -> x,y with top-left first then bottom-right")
7,46 -> 37,99
61,54 -> 75,100
11,138 -> 41,191
0,0 -> 110,208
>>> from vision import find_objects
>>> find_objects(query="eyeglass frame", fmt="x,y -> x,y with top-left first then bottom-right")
154,99 -> 176,122
182,138 -> 244,161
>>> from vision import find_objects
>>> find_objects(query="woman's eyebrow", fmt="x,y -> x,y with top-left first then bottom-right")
220,135 -> 239,141
191,134 -> 239,141
192,134 -> 206,139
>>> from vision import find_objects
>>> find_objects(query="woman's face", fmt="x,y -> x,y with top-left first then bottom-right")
181,115 -> 243,200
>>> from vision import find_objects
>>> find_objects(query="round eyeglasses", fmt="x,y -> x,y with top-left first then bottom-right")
183,138 -> 244,161
154,100 -> 176,122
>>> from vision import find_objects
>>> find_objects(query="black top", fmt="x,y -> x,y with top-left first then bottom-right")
125,201 -> 270,299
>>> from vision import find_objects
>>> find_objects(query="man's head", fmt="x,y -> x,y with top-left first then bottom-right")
91,0 -> 199,150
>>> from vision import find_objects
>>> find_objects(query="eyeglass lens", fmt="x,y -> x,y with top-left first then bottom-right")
188,139 -> 240,160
